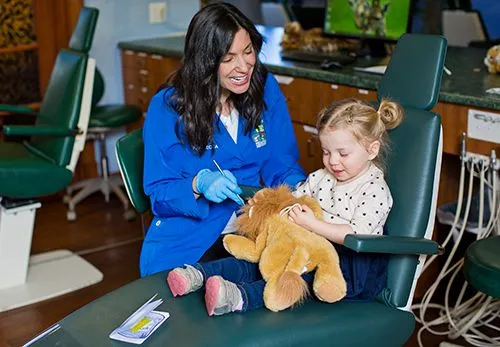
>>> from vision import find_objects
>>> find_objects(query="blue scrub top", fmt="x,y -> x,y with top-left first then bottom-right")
141,73 -> 306,276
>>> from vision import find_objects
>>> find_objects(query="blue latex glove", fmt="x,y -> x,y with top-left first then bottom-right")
195,169 -> 244,205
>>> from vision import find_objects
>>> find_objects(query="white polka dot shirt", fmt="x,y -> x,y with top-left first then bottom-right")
293,164 -> 393,235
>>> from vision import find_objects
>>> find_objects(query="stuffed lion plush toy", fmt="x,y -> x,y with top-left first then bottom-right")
223,186 -> 347,312
281,21 -> 359,54
484,45 -> 500,74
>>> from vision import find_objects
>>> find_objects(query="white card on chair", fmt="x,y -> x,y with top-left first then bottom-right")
109,294 -> 169,344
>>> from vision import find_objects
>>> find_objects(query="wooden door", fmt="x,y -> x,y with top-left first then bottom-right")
33,0 -> 83,96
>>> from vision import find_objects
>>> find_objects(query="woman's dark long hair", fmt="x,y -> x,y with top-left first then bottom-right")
163,2 -> 268,155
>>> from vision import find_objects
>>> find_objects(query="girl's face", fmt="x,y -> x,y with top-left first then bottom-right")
218,28 -> 256,100
320,128 -> 379,185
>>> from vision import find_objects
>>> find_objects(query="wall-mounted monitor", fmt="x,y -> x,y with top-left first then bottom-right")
324,0 -> 413,41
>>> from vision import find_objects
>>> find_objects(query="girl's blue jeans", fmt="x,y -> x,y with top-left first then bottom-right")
194,257 -> 314,312
193,244 -> 388,313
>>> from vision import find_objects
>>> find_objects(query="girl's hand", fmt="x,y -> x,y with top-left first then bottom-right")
288,204 -> 316,230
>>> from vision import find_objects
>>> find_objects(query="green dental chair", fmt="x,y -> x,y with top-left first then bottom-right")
41,33 -> 446,346
63,23 -> 142,221
0,8 -> 102,312
63,68 -> 142,221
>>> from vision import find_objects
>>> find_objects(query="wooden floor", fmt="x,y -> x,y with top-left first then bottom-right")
0,195 -> 480,347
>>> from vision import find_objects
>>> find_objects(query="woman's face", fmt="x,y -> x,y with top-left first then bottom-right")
218,28 -> 256,99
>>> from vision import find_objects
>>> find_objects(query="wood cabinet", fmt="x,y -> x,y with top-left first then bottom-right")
121,50 -> 181,112
121,50 -> 181,130
293,123 -> 322,174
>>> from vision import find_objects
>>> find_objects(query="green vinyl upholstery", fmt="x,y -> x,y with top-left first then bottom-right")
463,236 -> 500,298
89,70 -> 142,129
116,128 -> 149,214
0,49 -> 91,198
68,7 -> 99,54
106,33 -> 449,346
61,68 -> 141,220
378,33 -> 447,110
0,7 -> 98,199
30,52 -> 88,167
372,33 -> 446,308
63,32 -> 141,219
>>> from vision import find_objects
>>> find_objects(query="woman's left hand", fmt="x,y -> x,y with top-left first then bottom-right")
288,204 -> 316,230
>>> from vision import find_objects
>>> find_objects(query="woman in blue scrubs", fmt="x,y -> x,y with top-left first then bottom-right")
141,3 -> 306,276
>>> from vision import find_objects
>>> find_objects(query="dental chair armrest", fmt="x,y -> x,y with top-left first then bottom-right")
0,104 -> 36,114
344,234 -> 443,255
3,125 -> 80,137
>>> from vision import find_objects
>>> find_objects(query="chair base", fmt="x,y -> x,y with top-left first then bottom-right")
64,175 -> 134,221
0,249 -> 103,312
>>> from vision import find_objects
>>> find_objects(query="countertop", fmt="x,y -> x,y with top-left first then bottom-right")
118,27 -> 500,110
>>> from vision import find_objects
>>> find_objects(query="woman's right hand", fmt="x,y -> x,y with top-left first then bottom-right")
194,169 -> 243,205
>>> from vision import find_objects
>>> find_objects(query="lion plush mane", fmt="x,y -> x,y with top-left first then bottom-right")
223,186 -> 347,312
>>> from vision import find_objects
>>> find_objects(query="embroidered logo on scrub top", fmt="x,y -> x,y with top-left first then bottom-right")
252,120 -> 267,148
191,144 -> 219,152
205,144 -> 219,150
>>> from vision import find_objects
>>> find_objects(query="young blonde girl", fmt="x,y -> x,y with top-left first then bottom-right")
289,98 -> 403,245
166,98 -> 403,316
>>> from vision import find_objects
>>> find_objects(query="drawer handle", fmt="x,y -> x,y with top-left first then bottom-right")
151,54 -> 163,60
138,52 -> 148,57
331,84 -> 339,90
358,89 -> 369,95
306,138 -> 315,158
139,69 -> 149,75
124,50 -> 134,55
303,125 -> 318,135
275,75 -> 294,85
127,84 -> 135,90
141,87 -> 149,93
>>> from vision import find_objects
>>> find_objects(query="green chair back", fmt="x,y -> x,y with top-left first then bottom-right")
377,33 -> 447,307
68,7 -> 99,54
29,50 -> 91,167
116,128 -> 150,214
67,7 -> 105,108
26,7 -> 99,168
378,33 -> 447,110
91,69 -> 106,106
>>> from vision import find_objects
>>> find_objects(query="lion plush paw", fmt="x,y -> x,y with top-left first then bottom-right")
313,277 -> 347,303
223,234 -> 261,263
